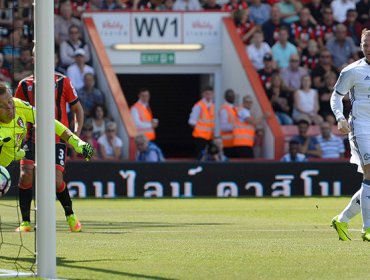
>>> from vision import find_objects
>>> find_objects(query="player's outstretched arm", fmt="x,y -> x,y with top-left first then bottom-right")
54,120 -> 94,161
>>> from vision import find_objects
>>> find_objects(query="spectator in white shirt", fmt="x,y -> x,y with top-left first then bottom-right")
292,75 -> 323,125
98,121 -> 123,160
246,30 -> 272,70
173,0 -> 202,10
316,122 -> 345,158
59,24 -> 91,69
66,48 -> 94,90
331,0 -> 355,23
281,140 -> 307,162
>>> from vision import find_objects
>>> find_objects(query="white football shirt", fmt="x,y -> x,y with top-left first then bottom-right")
334,58 -> 370,135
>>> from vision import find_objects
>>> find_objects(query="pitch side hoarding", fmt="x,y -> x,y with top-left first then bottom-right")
7,161 -> 360,198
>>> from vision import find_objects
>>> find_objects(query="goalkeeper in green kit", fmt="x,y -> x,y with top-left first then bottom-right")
0,82 -> 93,231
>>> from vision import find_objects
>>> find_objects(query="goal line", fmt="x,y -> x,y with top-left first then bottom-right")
0,269 -> 34,278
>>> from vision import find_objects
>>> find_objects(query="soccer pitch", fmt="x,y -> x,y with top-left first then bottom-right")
0,198 -> 369,279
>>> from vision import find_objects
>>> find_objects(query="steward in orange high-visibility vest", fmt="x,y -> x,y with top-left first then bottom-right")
131,101 -> 155,140
188,87 -> 215,157
234,95 -> 268,158
219,89 -> 238,158
130,88 -> 157,141
192,99 -> 214,140
220,103 -> 237,148
233,114 -> 255,147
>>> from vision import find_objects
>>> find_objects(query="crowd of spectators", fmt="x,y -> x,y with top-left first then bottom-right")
1,0 -> 367,160
231,0 -> 369,159
236,0 -> 370,129
0,0 -> 118,160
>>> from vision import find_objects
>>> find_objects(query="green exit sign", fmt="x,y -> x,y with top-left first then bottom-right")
141,53 -> 175,64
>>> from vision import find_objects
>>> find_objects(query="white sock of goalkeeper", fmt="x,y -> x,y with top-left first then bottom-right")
360,180 -> 370,231
338,189 -> 361,222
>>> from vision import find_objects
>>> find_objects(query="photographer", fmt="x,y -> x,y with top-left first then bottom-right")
200,137 -> 228,162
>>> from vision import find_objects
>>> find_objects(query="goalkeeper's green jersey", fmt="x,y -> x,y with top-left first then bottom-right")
0,98 -> 35,167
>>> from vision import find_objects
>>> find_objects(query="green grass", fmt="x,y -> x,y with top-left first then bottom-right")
0,198 -> 369,279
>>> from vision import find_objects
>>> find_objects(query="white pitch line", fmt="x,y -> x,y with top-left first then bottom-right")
0,269 -> 34,278
92,228 -> 363,234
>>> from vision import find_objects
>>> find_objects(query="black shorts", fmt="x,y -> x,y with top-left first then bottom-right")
21,139 -> 67,170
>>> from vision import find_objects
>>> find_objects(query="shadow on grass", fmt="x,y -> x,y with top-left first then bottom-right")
57,257 -> 178,280
0,221 -> 230,233
0,256 -> 175,279
58,221 -> 230,231
0,255 -> 35,275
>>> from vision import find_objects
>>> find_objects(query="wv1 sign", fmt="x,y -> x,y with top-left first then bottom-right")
84,12 -> 228,45
133,13 -> 181,43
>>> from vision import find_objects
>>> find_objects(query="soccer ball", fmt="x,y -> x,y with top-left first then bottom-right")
0,166 -> 11,197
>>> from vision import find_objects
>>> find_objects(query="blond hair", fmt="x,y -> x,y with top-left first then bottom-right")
361,28 -> 370,45
0,82 -> 9,96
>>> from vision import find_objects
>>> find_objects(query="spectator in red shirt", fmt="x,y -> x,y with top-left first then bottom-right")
135,0 -> 162,10
300,39 -> 320,71
235,9 -> 257,45
222,0 -> 248,13
71,0 -> 91,18
290,7 -> 317,51
258,53 -> 278,92
316,7 -> 338,48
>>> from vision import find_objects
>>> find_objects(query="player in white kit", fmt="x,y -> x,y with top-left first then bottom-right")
330,29 -> 370,241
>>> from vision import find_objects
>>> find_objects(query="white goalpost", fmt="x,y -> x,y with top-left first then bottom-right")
0,0 -> 56,278
34,0 -> 57,278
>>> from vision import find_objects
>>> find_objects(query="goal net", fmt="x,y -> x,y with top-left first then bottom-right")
0,163 -> 35,278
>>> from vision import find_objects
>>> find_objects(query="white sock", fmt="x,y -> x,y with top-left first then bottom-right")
360,182 -> 370,230
338,189 -> 361,222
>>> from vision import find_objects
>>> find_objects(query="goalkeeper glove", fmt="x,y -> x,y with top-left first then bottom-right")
15,149 -> 26,160
67,135 -> 94,161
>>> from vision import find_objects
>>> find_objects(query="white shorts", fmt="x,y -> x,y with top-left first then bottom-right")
349,134 -> 370,173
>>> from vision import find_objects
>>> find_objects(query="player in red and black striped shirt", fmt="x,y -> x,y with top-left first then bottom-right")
14,71 -> 85,232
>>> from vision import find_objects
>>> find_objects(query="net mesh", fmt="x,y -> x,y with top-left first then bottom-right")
0,1 -> 36,277
0,163 -> 36,277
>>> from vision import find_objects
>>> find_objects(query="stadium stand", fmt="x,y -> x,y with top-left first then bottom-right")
1,0 -> 362,160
